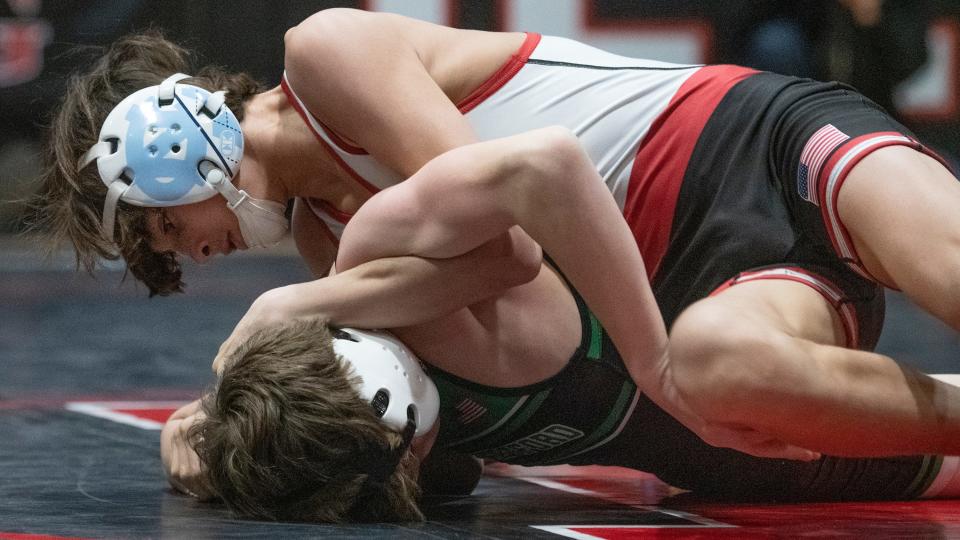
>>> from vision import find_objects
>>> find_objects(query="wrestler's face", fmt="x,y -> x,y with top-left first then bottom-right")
147,196 -> 248,263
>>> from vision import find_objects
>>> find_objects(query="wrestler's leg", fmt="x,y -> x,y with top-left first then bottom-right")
837,145 -> 960,329
632,392 -> 956,502
669,276 -> 960,457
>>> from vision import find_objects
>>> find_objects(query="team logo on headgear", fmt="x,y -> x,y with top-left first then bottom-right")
123,88 -> 211,202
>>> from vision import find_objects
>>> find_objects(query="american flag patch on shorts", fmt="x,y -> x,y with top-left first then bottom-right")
797,124 -> 849,205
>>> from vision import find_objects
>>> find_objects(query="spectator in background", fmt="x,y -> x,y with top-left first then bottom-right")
0,1 -> 149,231
733,0 -> 930,120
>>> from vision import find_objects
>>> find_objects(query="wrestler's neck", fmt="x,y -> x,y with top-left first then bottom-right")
238,86 -> 349,204
410,420 -> 440,461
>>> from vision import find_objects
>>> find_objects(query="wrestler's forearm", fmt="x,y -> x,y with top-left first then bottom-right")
274,241 -> 539,329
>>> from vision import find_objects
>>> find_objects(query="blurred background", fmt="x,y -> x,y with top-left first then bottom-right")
4,0 -> 960,231
1,0 -> 957,389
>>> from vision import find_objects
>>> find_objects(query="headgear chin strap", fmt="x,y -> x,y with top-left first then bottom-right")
331,328 -> 440,438
78,73 -> 288,249
200,164 -> 289,249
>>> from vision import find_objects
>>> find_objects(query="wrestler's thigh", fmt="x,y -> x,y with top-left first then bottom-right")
668,277 -> 849,416
839,145 -> 960,326
672,277 -> 847,358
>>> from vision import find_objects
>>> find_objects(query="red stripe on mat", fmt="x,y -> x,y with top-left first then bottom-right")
0,533 -> 91,540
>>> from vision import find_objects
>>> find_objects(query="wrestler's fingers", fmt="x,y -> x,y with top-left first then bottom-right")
166,443 -> 179,480
167,453 -> 195,497
212,341 -> 231,374
172,443 -> 203,498
699,423 -> 821,461
185,450 -> 214,500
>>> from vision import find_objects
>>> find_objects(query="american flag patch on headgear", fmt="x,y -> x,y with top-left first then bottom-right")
797,124 -> 849,205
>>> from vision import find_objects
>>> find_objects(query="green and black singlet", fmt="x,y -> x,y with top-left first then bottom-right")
424,283 -> 945,502
426,288 -> 637,467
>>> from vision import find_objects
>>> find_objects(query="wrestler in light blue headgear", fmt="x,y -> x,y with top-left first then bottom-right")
78,73 -> 288,248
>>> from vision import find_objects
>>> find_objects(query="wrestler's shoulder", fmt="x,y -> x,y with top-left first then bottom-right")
290,7 -> 425,39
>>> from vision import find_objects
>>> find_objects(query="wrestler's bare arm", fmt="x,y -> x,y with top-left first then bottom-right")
337,127 -> 668,393
284,9 -> 479,177
211,204 -> 540,373
289,196 -> 539,325
276,230 -> 540,329
278,9 -> 542,323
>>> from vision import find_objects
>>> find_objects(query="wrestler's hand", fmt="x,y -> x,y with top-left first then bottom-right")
695,422 -> 822,461
212,286 -> 292,375
641,350 -> 821,461
161,400 -> 215,500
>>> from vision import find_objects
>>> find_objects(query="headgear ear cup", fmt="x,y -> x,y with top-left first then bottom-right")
332,328 -> 440,437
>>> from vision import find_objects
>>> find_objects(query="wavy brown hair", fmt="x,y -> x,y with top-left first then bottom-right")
27,30 -> 262,296
191,318 -> 423,523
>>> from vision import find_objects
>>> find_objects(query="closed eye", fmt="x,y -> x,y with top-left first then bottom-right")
150,210 -> 177,253
160,210 -> 175,235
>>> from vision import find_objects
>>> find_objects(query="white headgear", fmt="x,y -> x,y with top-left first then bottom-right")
332,328 -> 440,437
78,73 -> 288,249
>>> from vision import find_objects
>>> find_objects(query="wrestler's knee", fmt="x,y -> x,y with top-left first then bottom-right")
669,300 -> 793,422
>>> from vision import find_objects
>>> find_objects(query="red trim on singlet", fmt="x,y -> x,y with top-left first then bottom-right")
457,32 -> 541,114
0,533 -> 91,540
625,65 -> 758,280
710,267 -> 859,349
816,132 -> 952,285
281,77 -> 368,156
320,123 -> 366,155
316,198 -> 354,223
280,76 -> 381,196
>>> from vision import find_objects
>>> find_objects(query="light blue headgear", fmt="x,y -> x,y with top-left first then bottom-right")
78,73 -> 288,248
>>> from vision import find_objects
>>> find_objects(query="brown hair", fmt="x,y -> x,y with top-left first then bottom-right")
27,30 -> 262,296
191,318 -> 424,523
